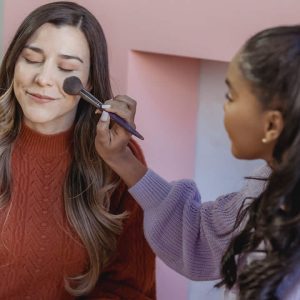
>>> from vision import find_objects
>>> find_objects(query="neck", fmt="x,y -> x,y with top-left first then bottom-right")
15,122 -> 74,156
23,116 -> 76,135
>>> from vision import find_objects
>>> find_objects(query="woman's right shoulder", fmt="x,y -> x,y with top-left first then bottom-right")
241,164 -> 271,199
249,164 -> 272,179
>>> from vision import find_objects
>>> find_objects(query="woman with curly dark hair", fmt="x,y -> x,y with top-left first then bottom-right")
96,25 -> 300,299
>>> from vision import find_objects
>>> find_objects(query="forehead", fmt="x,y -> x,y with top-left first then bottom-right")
25,23 -> 90,60
226,54 -> 251,91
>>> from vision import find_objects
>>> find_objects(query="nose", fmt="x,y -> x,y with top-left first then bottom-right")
34,63 -> 55,86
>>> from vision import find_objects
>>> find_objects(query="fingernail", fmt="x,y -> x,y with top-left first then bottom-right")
101,104 -> 111,109
100,111 -> 110,121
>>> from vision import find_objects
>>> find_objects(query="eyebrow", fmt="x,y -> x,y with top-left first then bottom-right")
23,45 -> 84,63
225,78 -> 231,87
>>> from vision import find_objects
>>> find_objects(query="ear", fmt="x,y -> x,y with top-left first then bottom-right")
262,110 -> 284,143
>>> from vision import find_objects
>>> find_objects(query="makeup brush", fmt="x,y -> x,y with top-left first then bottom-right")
63,76 -> 144,140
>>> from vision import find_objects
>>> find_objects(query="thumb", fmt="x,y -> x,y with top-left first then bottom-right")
97,110 -> 111,134
97,104 -> 111,128
100,110 -> 110,123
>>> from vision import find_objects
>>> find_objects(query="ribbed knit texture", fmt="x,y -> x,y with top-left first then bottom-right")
0,124 -> 156,300
130,165 -> 300,298
129,165 -> 270,281
130,165 -> 300,299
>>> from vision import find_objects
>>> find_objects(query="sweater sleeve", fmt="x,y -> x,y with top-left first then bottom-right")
84,140 -> 156,300
129,165 -> 270,281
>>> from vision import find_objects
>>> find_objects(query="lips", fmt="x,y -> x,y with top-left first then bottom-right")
26,91 -> 57,103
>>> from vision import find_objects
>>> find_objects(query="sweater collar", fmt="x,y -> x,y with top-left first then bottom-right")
15,123 -> 74,156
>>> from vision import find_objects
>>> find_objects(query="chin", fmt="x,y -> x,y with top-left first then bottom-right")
22,107 -> 54,122
231,146 -> 249,160
22,113 -> 54,126
24,116 -> 52,124
231,148 -> 260,160
231,152 -> 244,160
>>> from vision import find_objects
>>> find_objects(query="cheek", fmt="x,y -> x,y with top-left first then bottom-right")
223,106 -> 233,136
13,61 -> 30,91
13,76 -> 22,103
223,108 -> 249,150
64,94 -> 81,111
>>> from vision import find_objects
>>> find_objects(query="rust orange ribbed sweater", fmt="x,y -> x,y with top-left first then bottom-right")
0,124 -> 155,300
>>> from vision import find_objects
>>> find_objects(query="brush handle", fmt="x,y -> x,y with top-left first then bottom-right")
80,90 -> 144,140
107,111 -> 144,140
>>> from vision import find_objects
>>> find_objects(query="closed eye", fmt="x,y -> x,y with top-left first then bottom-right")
24,57 -> 42,64
58,67 -> 74,72
225,92 -> 233,102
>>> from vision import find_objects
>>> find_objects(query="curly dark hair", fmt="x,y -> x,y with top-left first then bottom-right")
217,25 -> 300,299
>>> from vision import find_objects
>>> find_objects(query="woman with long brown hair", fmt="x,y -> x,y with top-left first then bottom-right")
0,1 -> 155,299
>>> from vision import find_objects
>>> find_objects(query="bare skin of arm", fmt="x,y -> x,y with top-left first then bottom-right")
94,95 -> 147,187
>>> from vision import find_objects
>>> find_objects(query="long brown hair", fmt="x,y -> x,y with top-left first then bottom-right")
0,1 -> 126,296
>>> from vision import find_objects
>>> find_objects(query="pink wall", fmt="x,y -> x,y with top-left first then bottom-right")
3,1 -> 300,299
127,51 -> 200,300
4,0 -> 300,92
127,51 -> 199,180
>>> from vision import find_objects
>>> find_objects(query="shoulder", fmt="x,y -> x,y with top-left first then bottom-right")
249,164 -> 272,179
241,164 -> 271,199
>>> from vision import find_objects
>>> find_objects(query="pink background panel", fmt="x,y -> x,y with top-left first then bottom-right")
3,1 -> 300,299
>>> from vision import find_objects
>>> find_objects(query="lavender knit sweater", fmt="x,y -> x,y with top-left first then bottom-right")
129,165 -> 300,299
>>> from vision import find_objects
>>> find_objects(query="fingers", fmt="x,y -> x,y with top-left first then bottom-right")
96,106 -> 131,143
114,95 -> 137,114
96,95 -> 137,144
96,104 -> 111,134
96,110 -> 111,145
100,110 -> 110,123
103,95 -> 137,124
95,96 -> 136,161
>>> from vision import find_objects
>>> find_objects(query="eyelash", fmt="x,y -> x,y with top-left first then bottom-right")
24,58 -> 74,72
225,92 -> 233,102
24,58 -> 40,64
58,67 -> 73,73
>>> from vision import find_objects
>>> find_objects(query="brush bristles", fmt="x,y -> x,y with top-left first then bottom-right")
63,76 -> 83,95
